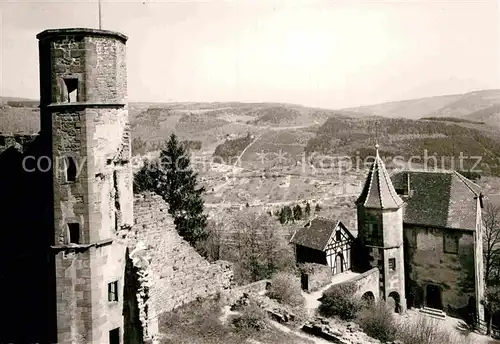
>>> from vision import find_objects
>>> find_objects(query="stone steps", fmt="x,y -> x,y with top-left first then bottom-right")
418,307 -> 446,320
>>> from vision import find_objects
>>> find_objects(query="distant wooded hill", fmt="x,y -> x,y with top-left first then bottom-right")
341,89 -> 500,125
2,91 -> 500,175
305,116 -> 500,175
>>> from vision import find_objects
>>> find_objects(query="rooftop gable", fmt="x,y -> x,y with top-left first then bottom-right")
391,170 -> 481,230
290,217 -> 353,251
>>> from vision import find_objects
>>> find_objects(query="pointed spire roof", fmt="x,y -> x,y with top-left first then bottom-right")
356,144 -> 404,209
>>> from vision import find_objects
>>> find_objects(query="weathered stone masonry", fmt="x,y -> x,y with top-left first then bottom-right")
129,192 -> 233,339
0,28 -> 234,344
37,28 -> 133,344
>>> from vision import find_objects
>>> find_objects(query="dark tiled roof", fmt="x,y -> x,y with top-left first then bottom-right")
391,170 -> 481,230
290,217 -> 352,251
356,148 -> 404,209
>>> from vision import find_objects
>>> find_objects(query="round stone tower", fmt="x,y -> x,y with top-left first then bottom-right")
37,28 -> 133,344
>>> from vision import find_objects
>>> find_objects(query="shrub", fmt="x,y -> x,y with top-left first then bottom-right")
356,301 -> 397,343
159,297 -> 230,342
318,283 -> 362,320
232,302 -> 268,332
396,314 -> 473,344
222,211 -> 296,285
267,272 -> 305,307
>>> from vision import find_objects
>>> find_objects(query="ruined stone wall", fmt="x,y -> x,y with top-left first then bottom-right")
220,279 -> 270,305
132,192 -> 233,337
404,225 -> 476,318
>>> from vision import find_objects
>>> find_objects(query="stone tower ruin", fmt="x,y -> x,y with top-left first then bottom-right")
355,145 -> 407,313
37,28 -> 133,344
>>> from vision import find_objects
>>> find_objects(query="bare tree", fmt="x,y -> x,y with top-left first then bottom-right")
483,203 -> 500,286
224,210 -> 295,284
196,219 -> 222,261
482,286 -> 500,335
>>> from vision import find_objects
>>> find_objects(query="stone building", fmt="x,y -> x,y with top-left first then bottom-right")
390,167 -> 485,321
358,146 -> 485,320
0,28 -> 232,344
294,144 -> 486,322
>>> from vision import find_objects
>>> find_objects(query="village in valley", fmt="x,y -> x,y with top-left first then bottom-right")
2,2 -> 500,344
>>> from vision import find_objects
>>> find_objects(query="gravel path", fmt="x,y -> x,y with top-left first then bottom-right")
302,271 -> 361,311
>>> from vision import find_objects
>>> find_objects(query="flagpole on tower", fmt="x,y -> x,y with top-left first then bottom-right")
373,115 -> 379,149
98,0 -> 102,29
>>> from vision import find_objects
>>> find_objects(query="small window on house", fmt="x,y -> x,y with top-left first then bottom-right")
68,223 -> 80,244
336,230 -> 341,241
66,156 -> 77,182
368,223 -> 380,240
389,258 -> 396,271
63,78 -> 78,102
108,281 -> 119,302
444,233 -> 459,254
407,230 -> 418,248
109,328 -> 120,344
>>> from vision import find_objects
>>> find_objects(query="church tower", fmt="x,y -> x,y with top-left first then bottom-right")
356,145 -> 406,313
37,28 -> 133,343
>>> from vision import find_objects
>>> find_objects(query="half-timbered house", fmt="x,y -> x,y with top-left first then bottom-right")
290,218 -> 354,275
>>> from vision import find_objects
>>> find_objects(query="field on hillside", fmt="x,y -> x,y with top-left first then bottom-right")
304,116 -> 500,176
4,94 -> 500,214
0,106 -> 39,134
342,89 -> 500,123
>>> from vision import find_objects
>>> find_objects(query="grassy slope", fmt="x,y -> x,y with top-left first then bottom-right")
428,89 -> 500,118
159,297 -> 314,344
341,94 -> 463,119
0,107 -> 39,134
340,89 -> 500,121
463,104 -> 500,128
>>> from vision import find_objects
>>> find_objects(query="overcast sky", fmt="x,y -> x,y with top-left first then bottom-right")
0,0 -> 499,108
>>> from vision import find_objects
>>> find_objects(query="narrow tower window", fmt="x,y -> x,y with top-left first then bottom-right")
63,78 -> 78,102
109,328 -> 120,344
335,229 -> 341,241
68,223 -> 80,244
389,258 -> 396,271
108,281 -> 119,302
444,233 -> 459,254
368,222 -> 380,240
66,156 -> 77,182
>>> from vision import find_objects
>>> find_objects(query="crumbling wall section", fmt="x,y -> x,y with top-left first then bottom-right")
220,279 -> 270,305
299,263 -> 332,293
130,192 -> 233,339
